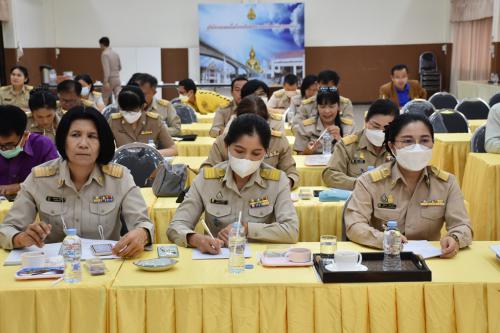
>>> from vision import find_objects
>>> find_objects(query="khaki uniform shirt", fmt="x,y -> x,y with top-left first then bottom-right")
287,94 -> 304,122
146,97 -> 181,136
56,99 -> 92,118
0,85 -> 33,111
109,111 -> 175,149
209,100 -> 236,137
344,162 -> 473,249
201,132 -> 300,188
293,117 -> 337,154
292,95 -> 355,135
167,161 -> 299,246
322,129 -> 392,190
185,90 -> 231,114
267,89 -> 300,109
26,112 -> 60,143
84,91 -> 104,109
0,158 -> 154,249
101,47 -> 122,83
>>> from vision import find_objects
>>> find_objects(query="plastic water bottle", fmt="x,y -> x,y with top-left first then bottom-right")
147,139 -> 156,149
62,228 -> 82,283
228,222 -> 246,274
383,221 -> 402,271
322,132 -> 332,156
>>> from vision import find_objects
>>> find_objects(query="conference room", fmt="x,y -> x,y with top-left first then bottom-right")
0,0 -> 499,332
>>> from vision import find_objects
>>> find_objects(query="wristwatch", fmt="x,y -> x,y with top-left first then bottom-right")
449,234 -> 460,247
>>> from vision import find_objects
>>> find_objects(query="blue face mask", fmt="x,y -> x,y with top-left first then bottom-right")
0,146 -> 23,159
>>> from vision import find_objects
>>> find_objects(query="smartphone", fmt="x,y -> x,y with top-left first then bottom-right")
157,245 -> 179,258
91,243 -> 113,256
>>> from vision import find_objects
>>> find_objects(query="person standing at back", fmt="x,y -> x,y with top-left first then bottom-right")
99,37 -> 122,105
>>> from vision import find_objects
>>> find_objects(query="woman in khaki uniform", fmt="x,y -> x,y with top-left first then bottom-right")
0,66 -> 32,112
26,89 -> 59,143
0,107 -> 154,257
345,113 -> 473,258
76,74 -> 105,112
108,86 -> 177,157
168,114 -> 299,254
202,95 -> 299,188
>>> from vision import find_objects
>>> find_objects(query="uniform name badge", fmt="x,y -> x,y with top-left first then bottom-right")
420,199 -> 445,206
351,152 -> 365,164
249,196 -> 270,208
46,196 -> 65,203
377,193 -> 396,209
140,130 -> 153,135
93,195 -> 114,203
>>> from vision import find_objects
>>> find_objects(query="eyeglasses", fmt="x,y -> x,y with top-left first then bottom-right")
394,138 -> 433,148
319,86 -> 337,93
0,135 -> 22,151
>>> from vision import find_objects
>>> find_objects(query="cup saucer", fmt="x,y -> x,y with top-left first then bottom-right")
325,263 -> 368,272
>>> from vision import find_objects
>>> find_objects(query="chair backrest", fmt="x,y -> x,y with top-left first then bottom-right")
470,125 -> 487,153
102,104 -> 119,121
455,98 -> 490,120
429,109 -> 469,133
401,98 -> 435,118
112,142 -> 164,187
489,93 -> 500,107
341,195 -> 352,242
173,103 -> 198,124
419,51 -> 437,73
428,92 -> 458,110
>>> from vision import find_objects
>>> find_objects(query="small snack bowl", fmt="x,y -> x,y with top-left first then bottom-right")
133,258 -> 178,272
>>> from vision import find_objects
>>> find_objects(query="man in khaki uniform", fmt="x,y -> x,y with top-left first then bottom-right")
146,97 -> 181,136
201,131 -> 299,188
0,84 -> 33,111
0,158 -> 154,249
99,37 -> 122,104
167,161 -> 299,247
109,111 -> 176,156
178,78 -> 231,114
26,111 -> 60,143
344,162 -> 473,249
56,80 -> 92,118
267,74 -> 300,112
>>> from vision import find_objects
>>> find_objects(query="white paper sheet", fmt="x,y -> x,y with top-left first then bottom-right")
192,245 -> 251,260
490,245 -> 500,257
403,240 -> 442,259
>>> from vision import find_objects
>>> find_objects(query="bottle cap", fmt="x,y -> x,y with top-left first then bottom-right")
65,228 -> 77,236
386,221 -> 398,229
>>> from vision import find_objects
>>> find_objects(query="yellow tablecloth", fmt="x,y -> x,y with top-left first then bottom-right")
108,241 -> 500,333
181,123 -> 212,136
151,187 -> 344,244
430,133 -> 472,186
462,153 -> 500,241
0,200 -> 13,223
196,114 -> 215,124
469,119 -> 487,133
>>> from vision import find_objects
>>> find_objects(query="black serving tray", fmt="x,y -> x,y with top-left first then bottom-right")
313,252 -> 432,283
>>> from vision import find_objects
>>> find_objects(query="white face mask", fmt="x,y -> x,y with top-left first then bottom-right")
285,90 -> 297,98
179,94 -> 189,102
394,144 -> 432,171
120,110 -> 142,124
365,129 -> 386,147
81,86 -> 90,97
228,151 -> 263,178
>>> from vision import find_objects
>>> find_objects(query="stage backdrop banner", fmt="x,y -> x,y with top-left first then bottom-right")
198,3 -> 305,86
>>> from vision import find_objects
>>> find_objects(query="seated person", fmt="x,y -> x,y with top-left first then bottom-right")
345,113 -> 472,258
27,89 -> 59,143
293,87 -> 343,155
293,70 -> 354,135
109,86 -> 177,157
379,64 -> 427,108
322,99 -> 399,190
128,73 -> 181,136
267,73 -> 300,112
288,74 -> 318,122
0,65 -> 33,111
56,80 -> 92,117
167,113 -> 299,253
209,75 -> 248,137
485,102 -> 500,153
202,95 -> 299,189
178,78 -> 231,114
0,105 -> 58,197
75,74 -> 105,112
0,106 -> 154,256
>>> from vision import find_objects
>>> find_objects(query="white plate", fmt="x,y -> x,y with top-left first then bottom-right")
325,263 -> 368,272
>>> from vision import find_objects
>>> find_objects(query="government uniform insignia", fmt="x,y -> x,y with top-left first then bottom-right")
302,118 -> 315,126
420,199 -> 445,206
102,164 -> 124,178
378,193 -> 396,209
351,151 -> 365,164
140,130 -> 153,135
46,196 -> 65,203
249,196 -> 269,208
340,117 -> 353,125
260,168 -> 281,181
93,195 -> 114,203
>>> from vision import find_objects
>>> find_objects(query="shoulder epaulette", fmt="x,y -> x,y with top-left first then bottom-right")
204,167 -> 226,179
274,89 -> 285,98
269,112 -> 283,121
342,134 -> 358,145
102,163 -> 124,178
260,168 -> 281,181
302,118 -> 315,126
33,165 -> 57,177
157,99 -> 170,107
341,117 -> 353,125
82,99 -> 94,107
0,86 -> 10,91
111,113 -> 122,120
302,96 -> 315,105
26,85 -> 34,91
271,130 -> 283,137
92,91 -> 102,97
340,96 -> 350,104
25,111 -> 32,118
369,167 -> 391,182
430,166 -> 450,182
146,111 -> 159,119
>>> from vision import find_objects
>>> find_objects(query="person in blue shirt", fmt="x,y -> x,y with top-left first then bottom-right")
379,64 -> 427,108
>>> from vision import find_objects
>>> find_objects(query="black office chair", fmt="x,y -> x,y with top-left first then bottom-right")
489,93 -> 500,107
341,195 -> 352,242
429,109 -> 469,133
428,92 -> 459,110
102,104 -> 119,121
401,99 -> 435,118
112,143 -> 164,187
470,125 -> 487,153
455,98 -> 490,120
173,103 -> 198,124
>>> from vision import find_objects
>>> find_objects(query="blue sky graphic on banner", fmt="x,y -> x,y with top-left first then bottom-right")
198,3 -> 304,85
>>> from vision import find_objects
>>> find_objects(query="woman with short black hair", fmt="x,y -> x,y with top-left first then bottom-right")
27,89 -> 59,143
0,66 -> 32,111
0,106 -> 154,257
75,74 -> 105,112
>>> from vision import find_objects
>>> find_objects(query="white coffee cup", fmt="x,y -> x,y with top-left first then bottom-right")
333,250 -> 362,270
21,252 -> 47,268
286,248 -> 311,263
